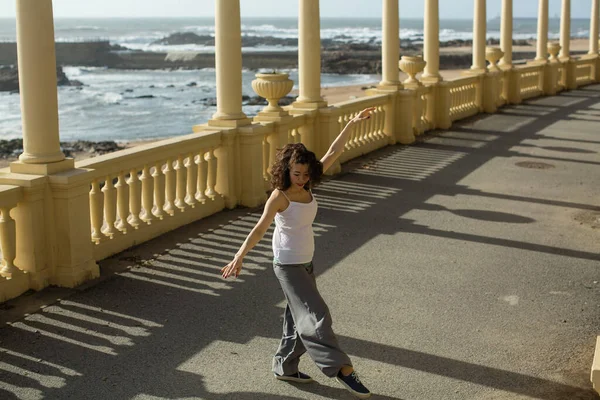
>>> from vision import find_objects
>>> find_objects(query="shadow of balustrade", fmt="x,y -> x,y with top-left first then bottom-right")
0,84 -> 599,400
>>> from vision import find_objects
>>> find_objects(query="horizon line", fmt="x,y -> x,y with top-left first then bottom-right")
0,16 -> 594,20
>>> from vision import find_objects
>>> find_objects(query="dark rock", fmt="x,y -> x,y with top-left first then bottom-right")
198,97 -> 218,107
1,65 -> 81,92
166,84 -> 175,88
244,96 -> 268,106
61,140 -> 124,157
152,32 -> 214,46
279,96 -> 295,106
186,82 -> 197,87
124,89 -> 134,93
0,139 -> 24,159
0,66 -> 19,92
134,95 -> 155,99
152,32 -> 299,48
109,43 -> 130,51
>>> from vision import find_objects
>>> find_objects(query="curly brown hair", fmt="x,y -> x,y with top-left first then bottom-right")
270,143 -> 323,190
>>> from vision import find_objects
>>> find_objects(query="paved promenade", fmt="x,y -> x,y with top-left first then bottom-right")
1,86 -> 600,400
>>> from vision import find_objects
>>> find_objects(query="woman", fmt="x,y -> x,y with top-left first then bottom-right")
221,107 -> 375,399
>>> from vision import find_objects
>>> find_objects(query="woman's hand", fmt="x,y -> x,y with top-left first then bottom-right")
351,107 -> 376,123
221,256 -> 243,279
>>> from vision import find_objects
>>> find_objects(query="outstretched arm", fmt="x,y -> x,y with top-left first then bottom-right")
320,107 -> 375,173
221,190 -> 285,279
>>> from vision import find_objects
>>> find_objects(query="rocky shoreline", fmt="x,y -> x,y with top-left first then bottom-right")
0,139 -> 124,161
0,34 -> 555,84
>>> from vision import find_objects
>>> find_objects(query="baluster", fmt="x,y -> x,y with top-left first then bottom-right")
0,207 -> 17,278
185,153 -> 198,208
128,168 -> 142,229
206,149 -> 217,199
196,151 -> 208,203
359,115 -> 367,145
164,158 -> 176,216
175,155 -> 187,212
89,179 -> 104,244
452,88 -> 458,113
347,114 -> 364,148
456,88 -> 460,113
368,108 -> 376,140
115,172 -> 131,234
344,115 -> 354,148
268,133 -> 277,177
140,165 -> 154,224
263,135 -> 270,181
422,94 -> 429,128
152,161 -> 166,220
102,176 -> 117,238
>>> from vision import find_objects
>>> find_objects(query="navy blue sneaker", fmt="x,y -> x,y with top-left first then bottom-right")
274,371 -> 314,383
336,370 -> 371,399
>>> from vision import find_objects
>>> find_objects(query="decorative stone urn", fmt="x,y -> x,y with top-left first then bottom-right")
485,46 -> 504,71
251,72 -> 294,116
398,55 -> 426,87
547,42 -> 561,61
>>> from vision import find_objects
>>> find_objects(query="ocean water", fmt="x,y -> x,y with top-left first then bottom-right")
0,17 -> 594,142
0,17 -> 593,50
0,67 -> 379,141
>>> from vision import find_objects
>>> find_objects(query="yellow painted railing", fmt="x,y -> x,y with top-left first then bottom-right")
517,64 -> 544,100
287,114 -> 307,144
327,94 -> 390,164
0,185 -> 29,303
447,75 -> 482,122
1,50 -> 599,305
411,85 -> 435,135
573,56 -> 597,86
556,62 -> 567,92
498,70 -> 508,107
76,131 -> 225,261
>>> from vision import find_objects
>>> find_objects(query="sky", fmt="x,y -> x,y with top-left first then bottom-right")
0,0 -> 593,19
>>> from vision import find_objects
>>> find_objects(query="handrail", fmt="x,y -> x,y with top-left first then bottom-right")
76,130 -> 222,180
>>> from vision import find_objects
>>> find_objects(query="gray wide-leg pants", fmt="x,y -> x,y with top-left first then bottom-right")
272,261 -> 352,378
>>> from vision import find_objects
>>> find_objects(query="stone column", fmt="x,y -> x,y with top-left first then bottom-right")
12,0 -> 73,175
379,0 -> 402,88
590,0 -> 599,54
209,0 -> 250,127
471,0 -> 487,72
535,0 -> 549,62
294,0 -> 326,107
559,0 -> 571,59
499,0 -> 513,67
422,0 -> 442,82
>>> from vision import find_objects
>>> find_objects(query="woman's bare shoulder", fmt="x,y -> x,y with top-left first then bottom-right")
269,189 -> 291,212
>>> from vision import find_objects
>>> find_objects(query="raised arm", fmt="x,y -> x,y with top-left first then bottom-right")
320,107 -> 375,173
221,189 -> 285,279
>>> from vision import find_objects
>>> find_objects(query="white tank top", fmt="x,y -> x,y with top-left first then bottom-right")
272,189 -> 318,264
